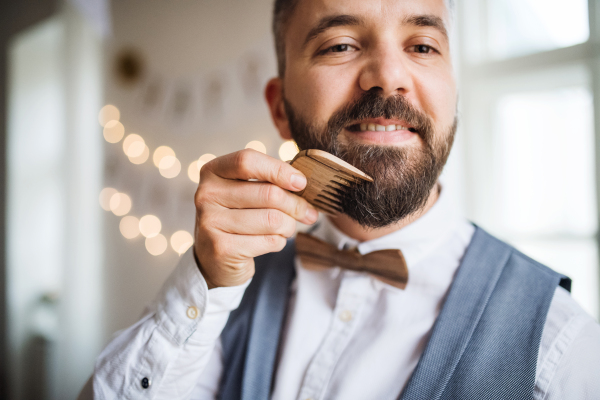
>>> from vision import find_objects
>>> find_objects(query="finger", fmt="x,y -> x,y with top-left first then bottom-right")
203,149 -> 307,192
211,231 -> 288,260
201,179 -> 318,224
211,209 -> 297,238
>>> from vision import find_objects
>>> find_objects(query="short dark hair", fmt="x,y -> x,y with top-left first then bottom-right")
272,0 -> 299,77
272,0 -> 454,78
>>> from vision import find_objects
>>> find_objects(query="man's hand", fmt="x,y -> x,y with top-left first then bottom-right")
193,149 -> 319,289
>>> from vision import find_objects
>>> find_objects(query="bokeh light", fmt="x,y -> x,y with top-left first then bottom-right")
139,214 -> 162,238
197,153 -> 216,171
99,187 -> 118,211
119,216 -> 140,239
109,193 -> 132,216
279,141 -> 299,161
153,146 -> 175,168
145,234 -> 167,256
123,134 -> 145,157
103,120 -> 125,143
188,161 -> 201,183
245,140 -> 267,154
159,156 -> 181,178
170,230 -> 194,255
98,104 -> 120,127
129,145 -> 149,164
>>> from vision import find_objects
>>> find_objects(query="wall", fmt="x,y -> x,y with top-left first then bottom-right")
101,0 -> 280,343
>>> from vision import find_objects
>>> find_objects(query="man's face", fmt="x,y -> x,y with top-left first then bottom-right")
275,0 -> 457,228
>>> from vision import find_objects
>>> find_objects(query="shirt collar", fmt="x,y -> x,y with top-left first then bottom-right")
308,184 -> 460,270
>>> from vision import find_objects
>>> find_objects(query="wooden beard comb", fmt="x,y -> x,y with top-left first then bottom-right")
290,149 -> 373,215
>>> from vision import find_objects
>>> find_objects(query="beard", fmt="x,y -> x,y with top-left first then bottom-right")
284,89 -> 457,229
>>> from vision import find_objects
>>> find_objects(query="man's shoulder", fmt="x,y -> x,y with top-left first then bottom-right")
535,286 -> 600,398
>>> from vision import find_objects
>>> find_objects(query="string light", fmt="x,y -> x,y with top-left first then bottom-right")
145,234 -> 167,256
120,216 -> 140,239
98,104 -> 120,127
170,230 -> 194,255
159,156 -> 181,178
139,215 -> 162,238
188,161 -> 201,184
109,193 -> 132,216
279,140 -> 299,161
153,146 -> 175,168
245,140 -> 267,154
103,121 -> 125,143
99,188 -> 118,211
123,134 -> 145,157
129,145 -> 149,164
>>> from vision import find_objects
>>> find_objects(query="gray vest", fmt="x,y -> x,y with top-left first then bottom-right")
218,226 -> 571,400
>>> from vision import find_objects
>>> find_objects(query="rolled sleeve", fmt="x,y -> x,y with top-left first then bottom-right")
91,248 -> 250,400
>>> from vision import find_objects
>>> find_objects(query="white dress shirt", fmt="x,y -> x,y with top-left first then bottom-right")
89,189 -> 600,400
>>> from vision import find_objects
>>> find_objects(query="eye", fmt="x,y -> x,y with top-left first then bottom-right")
319,43 -> 356,55
411,44 -> 437,54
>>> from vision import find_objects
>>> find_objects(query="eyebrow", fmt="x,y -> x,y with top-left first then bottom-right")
303,14 -> 363,48
302,13 -> 449,49
403,14 -> 449,42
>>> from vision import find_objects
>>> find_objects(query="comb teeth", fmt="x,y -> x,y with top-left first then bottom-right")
289,149 -> 372,215
314,198 -> 343,214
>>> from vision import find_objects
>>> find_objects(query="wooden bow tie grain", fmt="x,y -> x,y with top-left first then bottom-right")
295,232 -> 409,289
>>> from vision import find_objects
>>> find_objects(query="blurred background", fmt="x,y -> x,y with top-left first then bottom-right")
0,0 -> 598,398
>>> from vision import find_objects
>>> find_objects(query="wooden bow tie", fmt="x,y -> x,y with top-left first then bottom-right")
295,232 -> 409,289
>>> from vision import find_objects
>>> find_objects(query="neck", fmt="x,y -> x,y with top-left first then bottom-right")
326,182 -> 441,242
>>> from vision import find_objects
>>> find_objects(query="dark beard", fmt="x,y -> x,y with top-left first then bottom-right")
284,90 -> 457,229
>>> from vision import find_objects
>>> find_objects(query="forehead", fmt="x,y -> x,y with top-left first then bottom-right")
290,0 -> 451,29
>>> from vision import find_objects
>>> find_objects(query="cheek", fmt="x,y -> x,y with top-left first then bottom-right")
413,67 -> 457,128
285,65 -> 358,123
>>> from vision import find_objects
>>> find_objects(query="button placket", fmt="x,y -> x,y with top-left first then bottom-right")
297,274 -> 369,400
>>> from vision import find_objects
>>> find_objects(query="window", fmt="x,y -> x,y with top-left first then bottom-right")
457,0 -> 599,317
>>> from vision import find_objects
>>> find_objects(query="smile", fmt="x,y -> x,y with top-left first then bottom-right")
346,122 -> 419,134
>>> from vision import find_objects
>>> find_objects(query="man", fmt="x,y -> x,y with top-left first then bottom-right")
81,0 -> 600,398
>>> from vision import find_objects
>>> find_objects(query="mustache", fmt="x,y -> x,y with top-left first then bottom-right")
327,90 -> 434,142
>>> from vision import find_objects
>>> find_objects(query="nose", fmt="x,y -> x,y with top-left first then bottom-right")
358,46 -> 412,97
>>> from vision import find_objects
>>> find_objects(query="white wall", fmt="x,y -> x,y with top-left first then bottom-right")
101,0 -> 280,343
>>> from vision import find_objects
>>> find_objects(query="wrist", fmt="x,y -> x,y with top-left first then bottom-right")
193,247 -> 217,290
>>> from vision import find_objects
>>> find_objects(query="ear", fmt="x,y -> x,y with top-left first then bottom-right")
265,77 -> 293,140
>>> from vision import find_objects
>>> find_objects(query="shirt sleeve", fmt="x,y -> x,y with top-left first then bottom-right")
535,287 -> 600,400
90,248 -> 250,400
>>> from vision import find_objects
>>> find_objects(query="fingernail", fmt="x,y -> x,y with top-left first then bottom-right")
290,174 -> 307,190
305,207 -> 318,223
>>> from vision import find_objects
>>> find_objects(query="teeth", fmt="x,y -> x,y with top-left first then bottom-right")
358,124 -> 410,132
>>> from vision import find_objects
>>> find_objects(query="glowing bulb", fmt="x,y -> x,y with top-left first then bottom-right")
98,104 -> 120,126
120,216 -> 140,239
188,161 -> 201,183
103,120 -> 125,143
99,187 -> 118,211
123,134 -> 145,157
153,146 -> 175,168
145,234 -> 167,256
278,141 -> 299,161
129,144 -> 149,164
170,230 -> 194,254
245,140 -> 267,154
109,193 -> 131,216
139,214 -> 162,238
197,153 -> 216,171
159,156 -> 181,178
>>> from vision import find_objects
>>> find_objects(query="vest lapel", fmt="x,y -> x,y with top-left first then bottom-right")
241,242 -> 296,400
400,227 -> 512,400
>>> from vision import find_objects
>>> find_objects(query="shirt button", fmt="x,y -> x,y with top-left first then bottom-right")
186,306 -> 199,319
339,310 -> 353,322
141,377 -> 151,389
